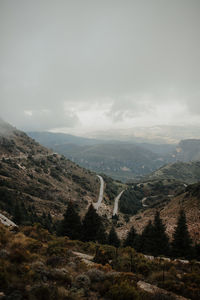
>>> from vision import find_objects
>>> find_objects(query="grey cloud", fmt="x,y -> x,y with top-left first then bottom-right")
0,0 -> 200,130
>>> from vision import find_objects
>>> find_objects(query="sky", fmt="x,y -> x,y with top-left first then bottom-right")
1,0 -> 200,136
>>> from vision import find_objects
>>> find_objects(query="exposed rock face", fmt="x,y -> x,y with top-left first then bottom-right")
0,213 -> 17,228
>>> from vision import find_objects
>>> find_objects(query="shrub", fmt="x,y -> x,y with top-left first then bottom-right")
136,262 -> 151,276
28,284 -> 57,300
48,268 -> 72,286
9,247 -> 31,263
86,269 -> 105,283
107,281 -> 139,300
152,293 -> 176,300
0,224 -> 11,245
47,239 -> 70,256
74,274 -> 91,290
46,255 -> 65,267
26,239 -> 43,252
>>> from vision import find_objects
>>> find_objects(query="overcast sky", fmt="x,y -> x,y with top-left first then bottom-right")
1,0 -> 200,135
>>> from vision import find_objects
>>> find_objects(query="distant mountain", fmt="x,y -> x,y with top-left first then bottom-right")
86,125 -> 200,144
27,131 -> 170,182
27,131 -> 102,147
174,139 -> 200,162
139,142 -> 176,155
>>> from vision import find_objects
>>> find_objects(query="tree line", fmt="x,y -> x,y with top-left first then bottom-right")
57,202 -> 199,260
124,210 -> 200,260
57,202 -> 120,247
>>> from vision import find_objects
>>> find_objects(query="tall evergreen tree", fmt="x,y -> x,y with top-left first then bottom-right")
59,202 -> 82,240
152,211 -> 169,256
108,226 -> 120,248
171,210 -> 192,258
96,221 -> 108,244
123,226 -> 138,249
139,221 -> 155,254
82,204 -> 106,243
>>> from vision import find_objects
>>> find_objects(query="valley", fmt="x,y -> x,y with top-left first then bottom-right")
28,131 -> 200,184
1,120 -> 200,300
28,131 -> 171,181
1,120 -> 200,245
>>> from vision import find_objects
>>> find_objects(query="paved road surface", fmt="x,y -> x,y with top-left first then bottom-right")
141,197 -> 148,207
94,175 -> 104,210
113,190 -> 124,216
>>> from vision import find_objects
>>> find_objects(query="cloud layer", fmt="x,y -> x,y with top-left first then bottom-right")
0,0 -> 200,133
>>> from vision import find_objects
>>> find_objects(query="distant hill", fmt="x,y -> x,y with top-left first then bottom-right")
27,131 -> 102,147
27,131 -> 170,182
174,139 -> 200,162
143,161 -> 200,184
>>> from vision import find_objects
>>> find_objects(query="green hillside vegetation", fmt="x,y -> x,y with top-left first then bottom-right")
119,188 -> 143,215
0,218 -> 200,300
144,161 -> 200,184
1,121 -> 200,300
0,121 -> 104,225
28,131 -> 169,182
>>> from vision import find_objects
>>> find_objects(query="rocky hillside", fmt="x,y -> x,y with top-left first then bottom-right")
118,182 -> 200,243
143,161 -> 200,184
1,120 -> 200,246
0,120 -> 120,223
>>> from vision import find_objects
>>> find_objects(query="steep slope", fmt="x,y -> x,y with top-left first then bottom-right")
143,161 -> 200,184
118,182 -> 200,243
0,120 -> 104,223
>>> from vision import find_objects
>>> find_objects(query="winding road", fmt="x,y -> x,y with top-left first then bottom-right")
94,175 -> 104,210
113,190 -> 125,216
141,197 -> 148,207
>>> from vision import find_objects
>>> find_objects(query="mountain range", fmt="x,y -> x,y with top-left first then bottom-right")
0,120 -> 199,245
28,131 -> 200,182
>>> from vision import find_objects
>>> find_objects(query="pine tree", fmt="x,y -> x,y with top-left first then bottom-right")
171,210 -> 192,258
139,213 -> 169,256
96,222 -> 107,244
82,204 -> 106,243
139,221 -> 155,254
152,211 -> 169,256
123,226 -> 138,249
108,226 -> 120,248
59,202 -> 82,240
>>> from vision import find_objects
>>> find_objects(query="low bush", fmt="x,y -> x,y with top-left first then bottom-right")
107,281 -> 139,300
86,268 -> 105,283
